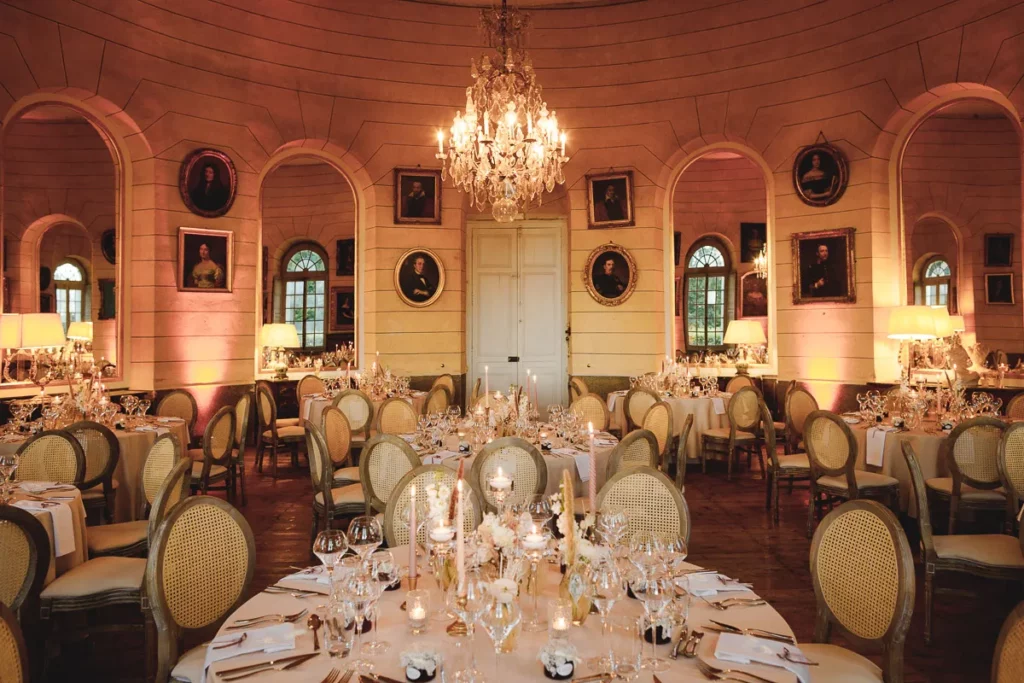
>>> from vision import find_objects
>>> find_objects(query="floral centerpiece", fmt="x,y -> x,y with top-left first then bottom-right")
548,470 -> 601,624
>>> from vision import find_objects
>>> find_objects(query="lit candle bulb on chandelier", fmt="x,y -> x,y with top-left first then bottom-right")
560,132 -> 566,156
437,130 -> 444,155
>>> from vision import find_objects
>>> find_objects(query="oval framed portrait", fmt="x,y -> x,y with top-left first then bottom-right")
584,243 -> 637,306
394,248 -> 445,308
179,148 -> 237,218
101,228 -> 116,264
792,143 -> 848,207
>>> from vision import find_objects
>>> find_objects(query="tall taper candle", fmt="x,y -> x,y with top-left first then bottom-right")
588,422 -> 597,515
409,484 -> 417,582
532,374 -> 539,410
485,366 -> 489,408
456,479 -> 466,593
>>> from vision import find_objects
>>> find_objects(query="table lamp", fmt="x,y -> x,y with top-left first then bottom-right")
930,307 -> 953,340
67,321 -> 93,342
887,306 -> 937,381
723,320 -> 767,376
260,323 -> 299,380
949,315 -> 966,334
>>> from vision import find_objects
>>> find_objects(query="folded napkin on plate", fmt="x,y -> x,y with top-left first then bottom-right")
282,565 -> 329,585
711,397 -> 727,415
866,426 -> 895,467
203,623 -> 300,683
422,450 -> 460,464
682,573 -> 753,597
571,452 -> 593,482
12,499 -> 76,556
551,447 -> 581,457
155,417 -> 183,423
713,632 -> 810,683
399,433 -> 418,443
17,482 -> 74,494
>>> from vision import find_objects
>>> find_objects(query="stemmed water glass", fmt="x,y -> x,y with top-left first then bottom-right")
343,571 -> 381,672
446,571 -> 489,682
363,550 -> 397,655
596,507 -> 629,551
0,454 -> 19,503
629,572 -> 672,672
526,494 -> 552,529
588,556 -> 626,670
347,515 -> 383,567
313,529 -> 349,609
480,592 -> 522,683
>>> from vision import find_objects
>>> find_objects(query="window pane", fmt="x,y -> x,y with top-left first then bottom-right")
687,245 -> 725,269
54,262 -> 84,282
925,259 -> 951,278
925,285 -> 936,306
287,249 -> 326,273
938,284 -> 948,305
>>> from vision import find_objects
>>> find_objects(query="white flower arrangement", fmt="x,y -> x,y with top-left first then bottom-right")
400,648 -> 441,678
423,479 -> 452,526
475,511 -> 530,581
489,577 -> 519,603
538,642 -> 578,677
548,479 -> 599,566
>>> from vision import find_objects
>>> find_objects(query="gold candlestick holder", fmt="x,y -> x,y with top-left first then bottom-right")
446,594 -> 469,637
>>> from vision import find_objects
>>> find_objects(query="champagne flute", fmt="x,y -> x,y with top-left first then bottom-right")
347,515 -> 383,566
343,572 -> 378,673
363,550 -> 396,655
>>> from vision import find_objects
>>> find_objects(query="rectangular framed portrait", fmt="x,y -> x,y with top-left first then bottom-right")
178,226 -> 233,293
985,233 -> 1013,267
673,231 -> 682,266
336,238 -> 355,276
791,227 -> 856,305
740,222 -> 767,263
674,276 -> 683,316
986,273 -> 1015,305
587,171 -> 635,228
330,286 -> 356,331
739,271 -> 768,318
98,279 -> 116,320
394,168 -> 441,224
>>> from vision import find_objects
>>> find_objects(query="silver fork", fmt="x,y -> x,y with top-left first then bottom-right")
696,659 -> 776,683
226,608 -> 308,630
319,668 -> 342,683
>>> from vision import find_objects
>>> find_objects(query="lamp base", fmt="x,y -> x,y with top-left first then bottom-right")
734,361 -> 750,376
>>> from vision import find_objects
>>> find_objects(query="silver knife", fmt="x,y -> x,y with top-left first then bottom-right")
219,653 -> 317,680
216,652 -> 316,676
704,624 -> 796,644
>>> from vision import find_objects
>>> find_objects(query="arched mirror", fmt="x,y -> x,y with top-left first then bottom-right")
901,99 -> 1022,381
1,104 -> 121,383
260,158 -> 357,371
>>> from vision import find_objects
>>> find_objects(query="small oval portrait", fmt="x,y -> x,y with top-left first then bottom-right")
792,143 -> 848,207
584,244 -> 637,306
395,248 -> 445,308
101,228 -> 116,264
179,148 -> 237,218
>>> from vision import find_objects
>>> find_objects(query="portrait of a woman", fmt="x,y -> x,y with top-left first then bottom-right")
179,227 -> 233,292
191,242 -> 226,289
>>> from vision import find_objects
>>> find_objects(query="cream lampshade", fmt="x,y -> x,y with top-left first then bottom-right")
260,323 -> 299,349
949,315 -> 966,333
21,313 -> 67,349
930,307 -> 953,339
0,313 -> 23,349
724,320 -> 767,375
67,321 -> 94,342
887,306 -> 937,341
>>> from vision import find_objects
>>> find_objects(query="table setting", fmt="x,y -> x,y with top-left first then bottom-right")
300,362 -> 428,429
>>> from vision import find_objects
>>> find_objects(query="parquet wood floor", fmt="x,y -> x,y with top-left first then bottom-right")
46,449 -> 1011,682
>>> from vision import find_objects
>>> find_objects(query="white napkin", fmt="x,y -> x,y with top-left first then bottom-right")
594,438 -> 617,447
422,450 -> 460,464
713,633 -> 810,683
551,447 -> 581,457
606,391 -> 626,412
399,433 -> 418,443
683,573 -> 753,597
156,417 -> 183,423
13,500 -> 76,556
203,623 -> 300,683
134,425 -> 158,432
281,565 -> 329,585
17,482 -> 73,494
866,426 -> 894,467
711,397 -> 726,415
573,453 -> 592,482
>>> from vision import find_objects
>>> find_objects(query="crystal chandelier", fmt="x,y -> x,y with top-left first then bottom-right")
436,0 -> 567,223
753,244 -> 768,279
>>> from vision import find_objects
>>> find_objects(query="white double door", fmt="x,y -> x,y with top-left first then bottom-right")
470,219 -> 566,413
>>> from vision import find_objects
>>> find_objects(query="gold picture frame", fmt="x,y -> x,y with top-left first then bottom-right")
985,273 -> 1015,305
586,171 -> 635,229
177,226 -> 233,293
394,248 -> 445,308
791,227 -> 855,305
584,243 -> 637,307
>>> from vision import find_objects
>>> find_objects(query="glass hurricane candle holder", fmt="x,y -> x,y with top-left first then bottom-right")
407,589 -> 430,634
548,599 -> 573,641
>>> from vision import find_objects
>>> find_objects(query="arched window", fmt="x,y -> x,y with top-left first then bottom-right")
54,260 -> 86,333
281,243 -> 328,349
684,239 -> 731,349
922,257 -> 951,308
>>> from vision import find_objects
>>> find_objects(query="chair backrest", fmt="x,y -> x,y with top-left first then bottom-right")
15,430 -> 85,484
809,500 -> 915,678
141,433 -> 183,513
0,505 -> 50,612
255,382 -> 277,432
304,420 -> 334,511
569,377 -> 589,403
333,389 -> 374,436
432,374 -> 455,397
322,406 -> 353,468
384,465 -> 483,547
725,375 -> 754,394
727,386 -> 762,433
597,466 -> 690,546
569,395 -> 610,433
297,374 -> 327,402
624,387 -> 659,432
201,405 -> 236,468
804,410 -> 857,482
378,397 -> 418,435
1000,423 -> 1024,518
0,602 -> 27,683
156,389 -> 198,437
66,420 -> 120,492
233,391 -> 253,456
606,429 -> 659,480
785,385 -> 819,448
423,386 -> 451,416
1007,394 -> 1024,420
146,496 -> 255,683
761,403 -> 780,472
944,416 -> 1007,490
359,434 -> 422,512
147,457 -> 193,545
470,437 -> 548,512
675,414 -> 695,489
641,400 -> 673,461
901,442 -> 938,561
993,601 -> 1024,683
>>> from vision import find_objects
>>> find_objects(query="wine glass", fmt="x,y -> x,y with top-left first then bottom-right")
480,594 -> 521,683
588,556 -> 626,669
526,494 -> 552,529
0,454 -> 18,503
629,532 -> 666,579
138,398 -> 152,417
347,515 -> 383,566
313,529 -> 349,571
596,507 -> 629,550
363,550 -> 397,654
343,572 -> 379,672
630,572 -> 672,672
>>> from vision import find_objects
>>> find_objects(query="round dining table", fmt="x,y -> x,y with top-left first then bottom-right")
8,484 -> 88,585
607,391 -> 727,463
202,549 -> 799,683
301,392 -> 430,433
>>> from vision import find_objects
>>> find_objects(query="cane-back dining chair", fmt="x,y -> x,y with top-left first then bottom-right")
138,433 -> 183,519
471,437 -> 547,513
993,601 -> 1024,683
623,387 -> 659,434
725,375 -> 754,394
432,374 -> 455,398
701,386 -> 762,480
1007,393 -> 1024,421
255,381 -> 305,478
569,394 -> 610,433
359,434 -> 421,514
641,400 -> 674,468
378,397 -> 419,435
674,414 -> 695,490
423,386 -> 451,416
156,389 -> 199,444
903,442 -> 1024,644
784,384 -> 819,454
323,406 -> 359,487
804,410 -> 899,538
231,391 -> 252,505
305,421 -> 366,545
804,499 -> 914,683
0,505 -> 49,613
569,377 -> 589,403
605,429 -> 659,481
597,466 -> 690,547
16,430 -> 85,485
925,416 -> 1008,534
1000,423 -> 1024,535
0,602 -> 28,683
333,389 -> 375,446
88,457 -> 192,559
189,405 -> 236,497
761,403 -> 810,524
384,465 -> 484,547
67,420 -> 120,524
146,496 -> 255,683
297,374 -> 327,405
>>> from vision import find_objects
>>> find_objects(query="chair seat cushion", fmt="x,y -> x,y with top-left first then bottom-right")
332,466 -> 360,486
314,483 -> 365,508
925,477 -> 1005,502
191,462 -> 228,480
773,421 -> 786,432
276,418 -> 300,428
170,643 -> 206,683
263,425 -> 305,440
933,534 -> 1024,567
799,643 -> 882,682
87,520 -> 148,555
817,471 -> 898,490
186,448 -> 204,461
703,427 -> 756,441
777,453 -> 810,470
40,556 -> 146,599
80,480 -> 119,500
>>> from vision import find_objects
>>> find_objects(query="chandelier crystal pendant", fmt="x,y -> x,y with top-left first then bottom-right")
436,0 -> 567,223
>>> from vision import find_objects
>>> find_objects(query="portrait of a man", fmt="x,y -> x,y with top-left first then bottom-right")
394,169 -> 442,224
584,244 -> 637,306
179,149 -> 237,218
336,238 -> 355,276
394,248 -> 445,307
587,171 -> 634,228
986,273 -> 1015,305
178,227 -> 233,293
792,228 -> 855,304
740,272 -> 768,318
792,144 -> 848,208
331,286 -> 356,331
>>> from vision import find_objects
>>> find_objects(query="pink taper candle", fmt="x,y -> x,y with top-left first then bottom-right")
588,422 -> 597,515
409,484 -> 417,582
456,479 -> 466,593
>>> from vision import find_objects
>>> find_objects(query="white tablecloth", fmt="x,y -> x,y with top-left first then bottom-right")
850,421 -> 948,517
10,484 -> 88,585
301,392 -> 429,432
608,392 -> 726,462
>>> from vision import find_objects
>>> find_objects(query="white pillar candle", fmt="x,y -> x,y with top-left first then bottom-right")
588,422 -> 597,515
485,365 -> 489,407
490,466 -> 512,490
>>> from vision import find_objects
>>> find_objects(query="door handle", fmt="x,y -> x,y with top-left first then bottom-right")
507,356 -> 520,362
